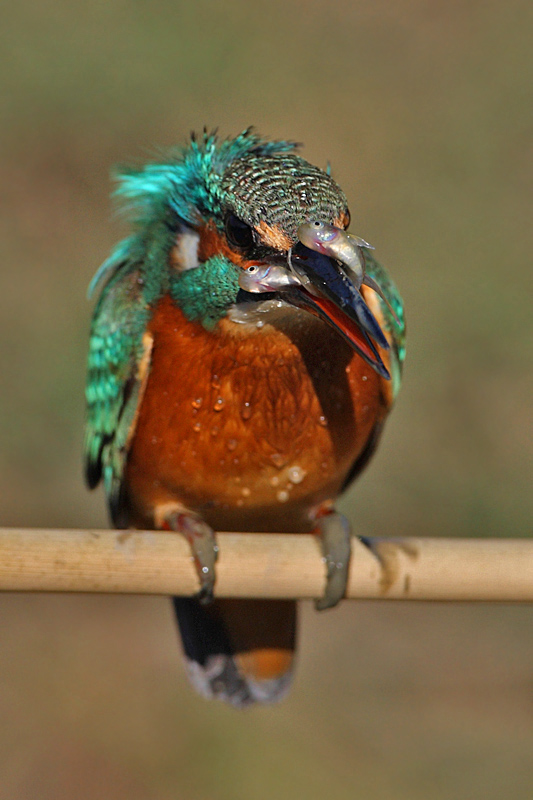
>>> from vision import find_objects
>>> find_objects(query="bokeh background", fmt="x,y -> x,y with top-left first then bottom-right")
1,1 -> 532,797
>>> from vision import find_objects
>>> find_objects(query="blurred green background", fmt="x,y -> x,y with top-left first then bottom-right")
1,1 -> 532,797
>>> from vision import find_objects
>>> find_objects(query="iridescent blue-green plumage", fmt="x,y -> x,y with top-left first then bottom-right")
170,254 -> 240,329
84,264 -> 149,521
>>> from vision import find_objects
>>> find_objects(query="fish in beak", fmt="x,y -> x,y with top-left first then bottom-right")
297,221 -> 400,324
237,222 -> 392,380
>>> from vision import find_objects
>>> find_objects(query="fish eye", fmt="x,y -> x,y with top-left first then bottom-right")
246,265 -> 259,274
225,213 -> 254,251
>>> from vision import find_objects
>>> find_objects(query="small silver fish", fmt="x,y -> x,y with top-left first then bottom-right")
298,221 -> 372,288
238,263 -> 301,294
297,221 -> 398,322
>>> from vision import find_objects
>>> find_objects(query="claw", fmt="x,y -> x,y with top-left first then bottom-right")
314,511 -> 352,611
166,511 -> 219,604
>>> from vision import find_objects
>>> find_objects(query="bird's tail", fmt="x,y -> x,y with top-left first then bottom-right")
172,597 -> 297,708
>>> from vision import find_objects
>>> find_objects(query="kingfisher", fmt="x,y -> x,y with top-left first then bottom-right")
84,129 -> 405,707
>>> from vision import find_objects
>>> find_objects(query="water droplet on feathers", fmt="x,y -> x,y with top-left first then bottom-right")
241,402 -> 252,420
277,490 -> 290,503
270,453 -> 287,468
288,465 -> 306,484
193,422 -> 201,432
192,397 -> 203,409
227,439 -> 238,451
213,397 -> 225,412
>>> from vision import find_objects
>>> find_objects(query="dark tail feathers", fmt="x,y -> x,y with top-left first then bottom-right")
172,597 -> 297,708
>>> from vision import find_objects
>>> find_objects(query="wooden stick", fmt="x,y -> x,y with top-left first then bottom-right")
0,528 -> 532,602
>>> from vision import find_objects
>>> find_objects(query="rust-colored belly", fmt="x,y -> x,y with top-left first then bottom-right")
124,296 -> 389,532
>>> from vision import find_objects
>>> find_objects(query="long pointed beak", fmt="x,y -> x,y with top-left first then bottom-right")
288,242 -> 390,379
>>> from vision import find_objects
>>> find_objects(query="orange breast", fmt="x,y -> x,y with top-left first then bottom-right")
124,295 -> 390,532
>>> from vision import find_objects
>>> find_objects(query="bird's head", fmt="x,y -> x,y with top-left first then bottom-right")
97,129 -> 391,378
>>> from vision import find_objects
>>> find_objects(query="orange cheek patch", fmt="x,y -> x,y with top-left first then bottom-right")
334,210 -> 351,230
196,219 -> 252,268
196,220 -> 266,272
255,220 -> 293,250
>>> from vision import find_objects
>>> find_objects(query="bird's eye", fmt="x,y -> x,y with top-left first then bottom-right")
225,213 -> 254,251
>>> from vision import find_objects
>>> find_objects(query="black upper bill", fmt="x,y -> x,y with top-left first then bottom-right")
290,244 -> 389,350
289,243 -> 391,378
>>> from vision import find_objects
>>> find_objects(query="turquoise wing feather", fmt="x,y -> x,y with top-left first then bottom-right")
84,257 -> 151,525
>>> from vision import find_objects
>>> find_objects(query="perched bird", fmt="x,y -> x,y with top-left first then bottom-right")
84,129 -> 405,707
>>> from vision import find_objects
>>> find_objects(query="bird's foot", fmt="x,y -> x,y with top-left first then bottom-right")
313,510 -> 352,611
165,510 -> 219,604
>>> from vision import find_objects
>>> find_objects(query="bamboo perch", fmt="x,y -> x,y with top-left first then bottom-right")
0,528 -> 532,602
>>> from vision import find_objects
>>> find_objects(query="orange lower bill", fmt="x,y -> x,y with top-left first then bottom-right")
303,290 -> 390,379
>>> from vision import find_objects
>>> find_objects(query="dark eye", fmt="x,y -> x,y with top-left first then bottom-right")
225,213 -> 254,251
